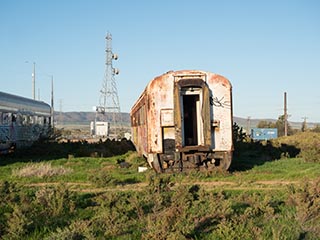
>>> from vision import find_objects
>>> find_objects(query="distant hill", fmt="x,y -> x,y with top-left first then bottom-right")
54,112 -> 317,129
54,111 -> 130,126
234,116 -> 318,130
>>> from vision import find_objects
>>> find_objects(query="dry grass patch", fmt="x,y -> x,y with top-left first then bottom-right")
12,163 -> 72,178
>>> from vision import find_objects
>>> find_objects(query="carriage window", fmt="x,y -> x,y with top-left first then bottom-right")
22,115 -> 28,125
36,116 -> 43,125
136,110 -> 139,126
2,113 -> 10,125
140,105 -> 145,125
38,116 -> 43,125
12,114 -> 17,123
17,114 -> 23,126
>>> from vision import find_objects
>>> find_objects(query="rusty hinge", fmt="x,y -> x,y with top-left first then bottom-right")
211,120 -> 220,128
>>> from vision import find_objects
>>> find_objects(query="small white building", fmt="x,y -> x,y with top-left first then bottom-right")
124,132 -> 131,140
90,121 -> 109,137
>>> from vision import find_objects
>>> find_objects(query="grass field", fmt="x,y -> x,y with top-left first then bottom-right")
0,132 -> 320,239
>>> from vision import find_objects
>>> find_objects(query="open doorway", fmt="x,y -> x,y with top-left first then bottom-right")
174,77 -> 210,149
181,87 -> 203,146
183,94 -> 198,145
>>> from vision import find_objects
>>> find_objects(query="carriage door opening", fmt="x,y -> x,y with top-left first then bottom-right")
181,88 -> 203,146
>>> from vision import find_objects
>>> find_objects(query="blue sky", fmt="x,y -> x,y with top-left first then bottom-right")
1,0 -> 319,122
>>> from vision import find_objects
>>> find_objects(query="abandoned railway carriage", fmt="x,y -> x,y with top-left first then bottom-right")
0,91 -> 52,153
131,70 -> 233,173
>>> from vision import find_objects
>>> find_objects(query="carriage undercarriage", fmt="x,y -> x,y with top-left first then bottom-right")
149,150 -> 232,173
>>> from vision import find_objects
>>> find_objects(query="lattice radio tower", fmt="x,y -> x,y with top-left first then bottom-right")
96,33 -> 121,132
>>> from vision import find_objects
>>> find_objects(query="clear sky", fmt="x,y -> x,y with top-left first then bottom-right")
1,0 -> 319,122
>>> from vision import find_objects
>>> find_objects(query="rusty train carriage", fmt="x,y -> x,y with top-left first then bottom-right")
131,70 -> 233,172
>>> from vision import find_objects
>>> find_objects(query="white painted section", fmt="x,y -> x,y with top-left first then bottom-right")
160,109 -> 174,127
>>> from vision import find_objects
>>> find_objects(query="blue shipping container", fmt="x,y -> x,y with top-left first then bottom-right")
251,128 -> 278,140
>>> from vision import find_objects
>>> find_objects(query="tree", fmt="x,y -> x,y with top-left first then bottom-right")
257,116 -> 293,137
257,120 -> 276,129
232,122 -> 246,143
312,124 -> 320,133
275,115 -> 293,137
301,119 -> 307,132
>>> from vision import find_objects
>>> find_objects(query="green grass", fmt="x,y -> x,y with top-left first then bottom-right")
1,131 -> 319,187
0,132 -> 320,239
1,154 -> 319,188
237,157 -> 320,181
0,151 -> 148,187
1,134 -> 320,239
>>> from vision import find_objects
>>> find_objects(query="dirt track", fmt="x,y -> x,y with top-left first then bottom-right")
26,179 -> 303,193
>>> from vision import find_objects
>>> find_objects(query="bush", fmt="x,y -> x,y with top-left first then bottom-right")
274,132 -> 320,163
44,220 -> 95,240
1,178 -> 320,239
287,178 -> 320,239
0,184 -> 77,239
298,135 -> 320,163
12,163 -> 72,178
88,170 -> 118,187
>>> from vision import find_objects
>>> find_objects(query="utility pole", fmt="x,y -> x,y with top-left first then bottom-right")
302,117 -> 308,132
284,92 -> 288,136
246,116 -> 251,136
59,99 -> 63,126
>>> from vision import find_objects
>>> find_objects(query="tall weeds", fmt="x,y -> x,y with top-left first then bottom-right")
1,176 -> 320,239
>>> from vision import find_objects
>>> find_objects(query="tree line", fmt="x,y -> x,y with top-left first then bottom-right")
257,115 -> 320,137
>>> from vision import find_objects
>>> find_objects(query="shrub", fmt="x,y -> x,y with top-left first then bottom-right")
273,132 -> 320,163
143,184 -> 198,240
92,191 -> 137,238
0,181 -> 20,237
12,163 -> 72,178
3,204 -> 32,240
298,138 -> 320,163
0,183 -> 78,239
44,220 -> 95,240
286,178 -> 320,239
300,145 -> 320,163
35,186 -> 75,217
88,170 -> 118,187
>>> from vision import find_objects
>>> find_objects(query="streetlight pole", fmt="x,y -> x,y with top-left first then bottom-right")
32,62 -> 36,100
284,92 -> 288,137
51,75 -> 54,128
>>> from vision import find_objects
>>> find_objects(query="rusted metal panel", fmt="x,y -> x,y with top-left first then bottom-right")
207,73 -> 233,152
173,80 -> 182,149
130,93 -> 148,157
146,74 -> 174,153
201,81 -> 211,147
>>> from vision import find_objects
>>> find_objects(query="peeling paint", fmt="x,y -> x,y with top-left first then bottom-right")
131,70 -> 233,172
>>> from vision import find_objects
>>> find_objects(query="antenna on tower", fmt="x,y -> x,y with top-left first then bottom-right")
93,32 -> 122,139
